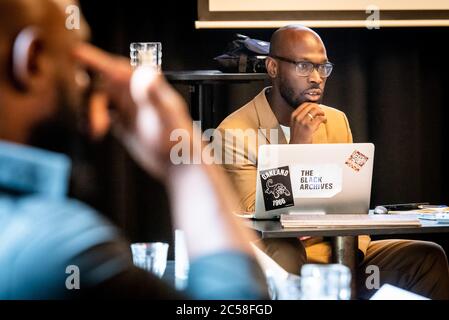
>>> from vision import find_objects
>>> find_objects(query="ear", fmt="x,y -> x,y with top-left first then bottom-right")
266,57 -> 277,79
11,26 -> 42,90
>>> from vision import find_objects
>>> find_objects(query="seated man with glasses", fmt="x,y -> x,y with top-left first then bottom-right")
216,24 -> 449,299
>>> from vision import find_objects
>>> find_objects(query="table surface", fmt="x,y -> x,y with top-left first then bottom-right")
164,70 -> 268,82
244,218 -> 449,238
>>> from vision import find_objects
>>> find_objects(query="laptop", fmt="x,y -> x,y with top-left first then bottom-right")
253,143 -> 375,219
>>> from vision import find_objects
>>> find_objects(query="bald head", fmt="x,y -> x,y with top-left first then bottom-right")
265,25 -> 330,112
0,0 -> 64,81
269,25 -> 326,59
0,0 -> 89,144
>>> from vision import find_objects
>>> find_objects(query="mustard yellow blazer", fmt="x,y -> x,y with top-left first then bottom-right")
216,87 -> 370,259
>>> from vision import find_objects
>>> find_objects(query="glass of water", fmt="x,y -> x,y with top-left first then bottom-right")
267,272 -> 302,300
174,229 -> 189,290
300,264 -> 351,300
130,42 -> 162,70
130,242 -> 169,278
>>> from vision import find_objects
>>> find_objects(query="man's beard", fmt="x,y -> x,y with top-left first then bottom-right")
279,82 -> 303,109
27,84 -> 87,154
27,83 -> 101,202
279,76 -> 323,109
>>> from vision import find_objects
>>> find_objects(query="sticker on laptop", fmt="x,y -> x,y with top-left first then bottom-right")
345,150 -> 369,172
290,164 -> 342,198
260,166 -> 294,211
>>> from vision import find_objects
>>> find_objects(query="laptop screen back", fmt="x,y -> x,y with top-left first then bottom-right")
254,143 -> 375,219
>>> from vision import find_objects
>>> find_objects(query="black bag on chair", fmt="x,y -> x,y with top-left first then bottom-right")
214,34 -> 270,73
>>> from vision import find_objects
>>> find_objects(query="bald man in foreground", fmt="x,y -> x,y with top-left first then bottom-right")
0,0 -> 267,299
216,25 -> 449,299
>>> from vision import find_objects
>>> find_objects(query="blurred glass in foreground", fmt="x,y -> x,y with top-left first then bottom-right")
266,263 -> 351,300
300,264 -> 351,300
174,229 -> 189,290
130,242 -> 169,278
266,271 -> 302,300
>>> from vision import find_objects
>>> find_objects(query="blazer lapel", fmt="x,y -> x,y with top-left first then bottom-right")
254,88 -> 288,145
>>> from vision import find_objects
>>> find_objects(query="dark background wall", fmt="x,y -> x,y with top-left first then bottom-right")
75,0 -> 449,250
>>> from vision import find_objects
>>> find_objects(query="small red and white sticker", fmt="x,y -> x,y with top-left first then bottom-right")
345,150 -> 369,172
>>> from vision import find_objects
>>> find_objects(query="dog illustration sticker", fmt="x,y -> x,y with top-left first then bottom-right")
265,179 -> 291,199
260,166 -> 294,211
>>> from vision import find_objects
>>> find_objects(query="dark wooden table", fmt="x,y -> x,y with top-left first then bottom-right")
165,70 -> 268,130
245,218 -> 449,238
245,217 -> 449,298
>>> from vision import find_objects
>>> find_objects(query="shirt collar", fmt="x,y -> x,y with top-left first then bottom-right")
279,125 -> 291,144
0,140 -> 71,198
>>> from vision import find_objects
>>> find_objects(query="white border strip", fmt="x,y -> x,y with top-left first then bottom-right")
195,20 -> 449,29
209,0 -> 449,12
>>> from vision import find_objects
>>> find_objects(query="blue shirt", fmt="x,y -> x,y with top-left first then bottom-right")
0,140 -> 267,299
0,141 -> 129,299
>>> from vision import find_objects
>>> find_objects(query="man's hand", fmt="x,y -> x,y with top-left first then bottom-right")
73,43 -> 192,179
289,102 -> 327,144
73,44 -> 264,288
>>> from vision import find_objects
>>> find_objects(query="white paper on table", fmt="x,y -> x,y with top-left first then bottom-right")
370,284 -> 429,300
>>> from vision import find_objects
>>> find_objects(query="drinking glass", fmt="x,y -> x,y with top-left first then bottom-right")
300,264 -> 351,300
175,229 -> 189,290
130,242 -> 169,278
130,42 -> 162,70
267,272 -> 302,300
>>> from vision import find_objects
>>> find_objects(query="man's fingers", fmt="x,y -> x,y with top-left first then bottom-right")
73,43 -> 183,114
73,43 -> 114,73
312,115 -> 327,126
291,103 -> 314,122
307,107 -> 325,119
146,73 -> 188,118
73,43 -> 132,80
291,102 -> 312,118
295,104 -> 324,123
74,43 -> 190,130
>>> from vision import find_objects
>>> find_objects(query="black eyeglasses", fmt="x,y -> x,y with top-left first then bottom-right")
270,55 -> 334,78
